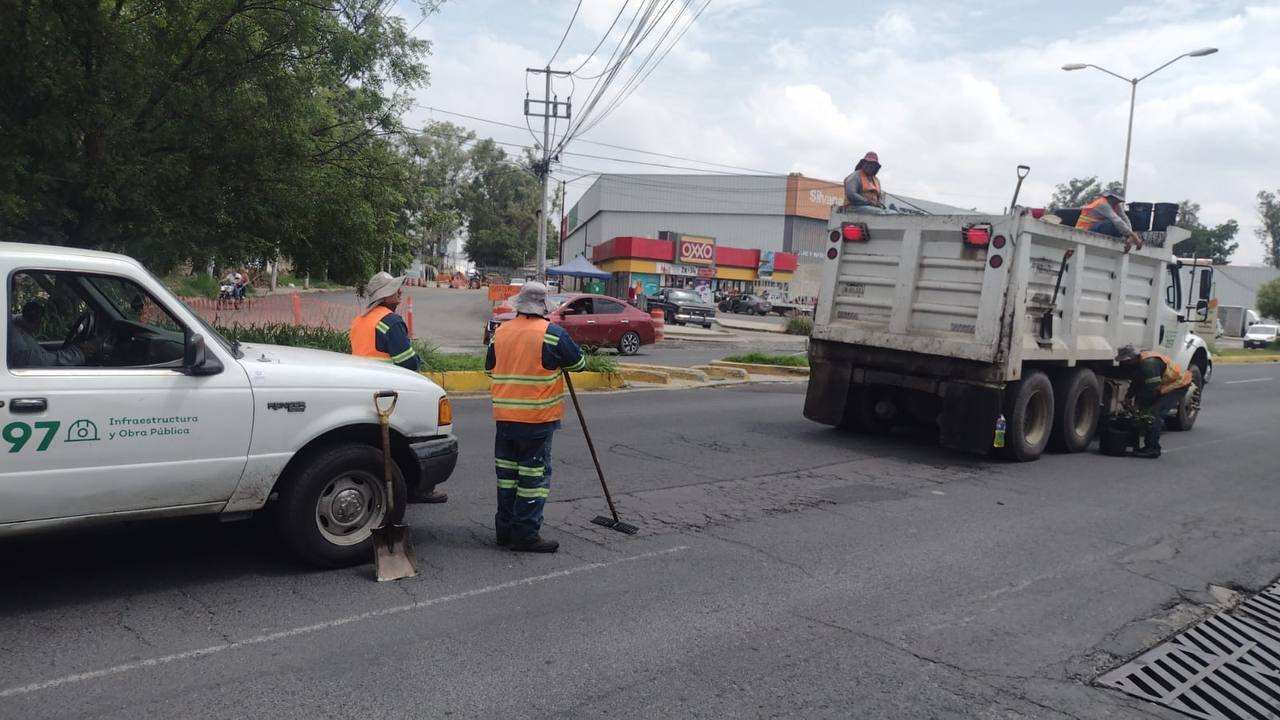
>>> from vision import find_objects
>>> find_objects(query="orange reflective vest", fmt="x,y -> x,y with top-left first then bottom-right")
1140,351 -> 1193,394
489,317 -> 565,423
854,170 -> 882,205
1075,197 -> 1111,231
350,306 -> 393,361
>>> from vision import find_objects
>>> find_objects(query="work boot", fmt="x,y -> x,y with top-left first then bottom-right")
510,535 -> 559,553
1132,447 -> 1161,459
408,487 -> 448,504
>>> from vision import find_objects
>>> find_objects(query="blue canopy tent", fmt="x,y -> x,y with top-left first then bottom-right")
545,254 -> 611,279
546,254 -> 612,292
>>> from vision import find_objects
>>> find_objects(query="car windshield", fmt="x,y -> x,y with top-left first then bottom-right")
546,294 -> 572,311
668,290 -> 698,302
1251,325 -> 1278,334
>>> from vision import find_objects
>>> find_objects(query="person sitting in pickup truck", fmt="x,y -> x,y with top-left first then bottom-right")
7,301 -> 99,368
843,151 -> 886,211
1076,190 -> 1144,252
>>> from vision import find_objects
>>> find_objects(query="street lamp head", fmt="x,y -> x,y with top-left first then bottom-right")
1188,47 -> 1218,57
1062,63 -> 1087,71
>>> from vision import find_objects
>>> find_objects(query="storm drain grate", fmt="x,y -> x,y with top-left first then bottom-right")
1237,582 -> 1280,633
1096,611 -> 1280,719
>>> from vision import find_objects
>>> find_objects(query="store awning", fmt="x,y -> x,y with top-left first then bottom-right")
546,254 -> 612,279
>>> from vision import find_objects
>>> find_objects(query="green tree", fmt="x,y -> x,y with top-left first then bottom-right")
1258,278 -> 1280,321
459,141 -> 541,268
1171,200 -> 1238,264
0,0 -> 441,283
1047,177 -> 1123,211
1258,190 -> 1280,269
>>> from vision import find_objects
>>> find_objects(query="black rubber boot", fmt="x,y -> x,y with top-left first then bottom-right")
1133,447 -> 1161,459
408,488 -> 448,504
510,535 -> 559,553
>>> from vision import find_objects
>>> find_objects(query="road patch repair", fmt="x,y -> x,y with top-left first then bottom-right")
1096,578 -> 1280,719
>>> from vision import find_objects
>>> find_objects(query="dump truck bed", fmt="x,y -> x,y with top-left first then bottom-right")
813,210 -> 1188,383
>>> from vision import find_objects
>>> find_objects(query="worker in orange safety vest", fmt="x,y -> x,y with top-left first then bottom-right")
1076,189 -> 1144,252
484,282 -> 587,553
843,151 -> 885,210
1115,344 -> 1194,459
351,271 -> 447,504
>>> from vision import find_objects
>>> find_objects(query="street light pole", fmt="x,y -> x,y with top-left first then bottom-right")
1062,47 -> 1218,194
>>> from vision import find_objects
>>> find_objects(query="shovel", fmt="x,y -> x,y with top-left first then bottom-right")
371,390 -> 418,581
1009,165 -> 1030,211
562,373 -> 639,535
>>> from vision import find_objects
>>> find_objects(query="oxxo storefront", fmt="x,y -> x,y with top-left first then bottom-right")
589,234 -> 798,303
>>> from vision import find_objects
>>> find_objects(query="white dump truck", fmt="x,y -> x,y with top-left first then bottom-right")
1,242 -> 458,566
804,208 -> 1213,461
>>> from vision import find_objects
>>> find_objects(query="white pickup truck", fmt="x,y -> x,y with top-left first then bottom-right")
805,208 -> 1213,461
1,242 -> 457,566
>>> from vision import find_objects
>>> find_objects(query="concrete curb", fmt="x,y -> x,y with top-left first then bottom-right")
693,364 -> 749,380
619,367 -> 672,384
622,363 -> 709,382
715,317 -> 788,334
1214,355 -> 1280,364
422,370 -> 625,393
710,360 -> 810,377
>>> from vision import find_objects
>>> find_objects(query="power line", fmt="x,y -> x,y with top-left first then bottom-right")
415,104 -> 779,174
548,0 -> 584,64
570,0 -> 632,75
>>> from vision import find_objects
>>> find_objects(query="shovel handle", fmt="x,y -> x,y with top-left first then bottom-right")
374,390 -> 399,423
563,372 -> 622,522
373,391 -> 398,527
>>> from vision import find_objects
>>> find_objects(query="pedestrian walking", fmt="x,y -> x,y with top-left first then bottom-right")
485,281 -> 587,552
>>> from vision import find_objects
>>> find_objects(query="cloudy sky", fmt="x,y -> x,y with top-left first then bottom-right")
394,0 -> 1277,265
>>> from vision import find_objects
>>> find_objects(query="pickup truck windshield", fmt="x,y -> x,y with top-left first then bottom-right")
667,291 -> 699,302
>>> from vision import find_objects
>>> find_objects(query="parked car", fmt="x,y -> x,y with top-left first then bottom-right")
484,293 -> 657,355
719,293 -> 773,316
1243,324 -> 1279,349
647,287 -> 716,327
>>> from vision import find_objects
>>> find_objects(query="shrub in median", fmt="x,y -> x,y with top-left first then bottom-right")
722,352 -> 809,367
785,316 -> 813,335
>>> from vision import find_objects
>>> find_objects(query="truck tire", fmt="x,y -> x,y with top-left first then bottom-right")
1004,371 -> 1054,461
1050,368 -> 1101,453
1167,365 -> 1203,431
277,443 -> 406,568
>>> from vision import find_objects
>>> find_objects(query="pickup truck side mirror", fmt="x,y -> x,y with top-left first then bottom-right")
184,333 -> 224,376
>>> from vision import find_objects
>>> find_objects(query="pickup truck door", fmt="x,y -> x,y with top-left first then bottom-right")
1,267 -> 253,525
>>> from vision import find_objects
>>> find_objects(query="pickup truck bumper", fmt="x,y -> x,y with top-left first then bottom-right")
408,435 -> 459,487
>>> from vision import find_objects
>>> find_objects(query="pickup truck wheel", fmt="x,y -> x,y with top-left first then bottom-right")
277,444 -> 406,568
1004,371 -> 1054,461
1167,365 -> 1203,431
1050,368 -> 1101,453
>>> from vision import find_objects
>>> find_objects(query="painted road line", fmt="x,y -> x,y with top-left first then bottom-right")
0,545 -> 690,699
1222,377 -> 1274,385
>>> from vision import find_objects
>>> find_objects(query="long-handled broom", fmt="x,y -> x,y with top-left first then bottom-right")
562,372 -> 639,535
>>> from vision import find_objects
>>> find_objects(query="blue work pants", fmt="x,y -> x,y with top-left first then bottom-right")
495,421 -> 557,543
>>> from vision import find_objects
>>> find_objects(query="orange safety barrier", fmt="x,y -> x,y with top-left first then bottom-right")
405,296 -> 415,337
291,290 -> 302,326
650,308 -> 665,342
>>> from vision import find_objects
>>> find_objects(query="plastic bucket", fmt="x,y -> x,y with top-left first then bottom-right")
1054,208 -> 1082,227
1126,202 -> 1153,232
1152,202 -> 1179,232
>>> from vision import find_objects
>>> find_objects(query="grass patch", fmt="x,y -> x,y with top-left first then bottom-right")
1215,345 -> 1280,357
722,352 -> 809,367
167,274 -> 221,299
277,273 -> 346,290
785,316 -> 813,335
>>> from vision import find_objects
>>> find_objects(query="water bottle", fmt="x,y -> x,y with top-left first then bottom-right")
993,414 -> 1007,449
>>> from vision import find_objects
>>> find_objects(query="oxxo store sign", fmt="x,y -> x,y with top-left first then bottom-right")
676,234 -> 716,265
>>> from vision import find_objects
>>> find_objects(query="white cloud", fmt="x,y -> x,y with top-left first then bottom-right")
409,0 -> 1278,264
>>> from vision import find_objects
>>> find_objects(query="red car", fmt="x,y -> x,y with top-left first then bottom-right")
484,293 -> 657,355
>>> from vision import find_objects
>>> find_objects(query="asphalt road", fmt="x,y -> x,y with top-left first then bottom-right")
3,365 -> 1279,718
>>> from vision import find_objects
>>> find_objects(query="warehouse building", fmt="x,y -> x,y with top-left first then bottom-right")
561,173 -> 968,299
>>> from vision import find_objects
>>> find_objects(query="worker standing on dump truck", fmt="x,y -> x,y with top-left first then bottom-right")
1076,189 -> 1144,252
1115,345 -> 1193,459
351,271 -> 447,504
485,282 -> 587,553
843,151 -> 886,211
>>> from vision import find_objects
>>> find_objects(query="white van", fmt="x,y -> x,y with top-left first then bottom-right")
2,242 -> 457,567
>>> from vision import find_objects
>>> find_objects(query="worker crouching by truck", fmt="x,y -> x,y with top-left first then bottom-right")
1114,345 -> 1193,459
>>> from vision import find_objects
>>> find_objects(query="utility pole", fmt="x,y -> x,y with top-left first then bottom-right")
525,66 -> 571,281
558,178 -> 566,267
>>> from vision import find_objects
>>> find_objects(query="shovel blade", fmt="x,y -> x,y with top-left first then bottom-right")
372,524 -> 418,582
591,515 -> 640,535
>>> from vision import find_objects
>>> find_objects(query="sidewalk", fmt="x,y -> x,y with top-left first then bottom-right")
662,324 -> 739,342
714,316 -> 787,334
